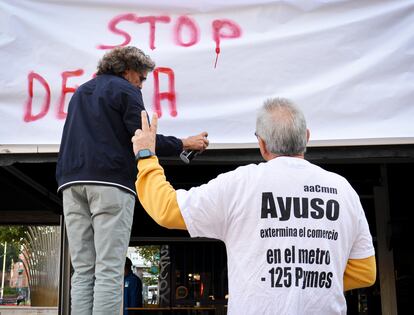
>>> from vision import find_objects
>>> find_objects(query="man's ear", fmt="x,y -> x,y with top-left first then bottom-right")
123,69 -> 131,80
306,129 -> 310,143
258,137 -> 272,161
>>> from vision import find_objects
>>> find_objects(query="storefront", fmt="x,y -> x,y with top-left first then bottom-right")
1,144 -> 413,314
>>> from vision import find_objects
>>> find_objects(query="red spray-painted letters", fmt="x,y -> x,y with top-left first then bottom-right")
24,67 -> 177,122
97,13 -> 242,60
24,72 -> 51,122
153,67 -> 177,118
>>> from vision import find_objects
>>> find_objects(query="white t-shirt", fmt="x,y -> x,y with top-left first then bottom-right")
177,157 -> 374,315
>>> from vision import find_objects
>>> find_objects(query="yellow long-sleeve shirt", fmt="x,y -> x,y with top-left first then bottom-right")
136,156 -> 376,291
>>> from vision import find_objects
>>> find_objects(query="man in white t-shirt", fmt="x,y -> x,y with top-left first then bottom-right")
132,98 -> 376,314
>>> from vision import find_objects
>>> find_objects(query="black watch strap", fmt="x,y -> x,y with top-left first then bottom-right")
135,149 -> 155,161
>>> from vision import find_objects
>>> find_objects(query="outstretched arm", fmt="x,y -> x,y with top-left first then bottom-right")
132,111 -> 187,229
137,156 -> 186,229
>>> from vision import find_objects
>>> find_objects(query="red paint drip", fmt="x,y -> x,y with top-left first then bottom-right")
214,47 -> 220,68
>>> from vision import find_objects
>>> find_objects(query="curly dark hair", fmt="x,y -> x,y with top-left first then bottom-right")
96,46 -> 155,76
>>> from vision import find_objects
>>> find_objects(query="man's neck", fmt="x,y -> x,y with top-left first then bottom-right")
266,153 -> 305,161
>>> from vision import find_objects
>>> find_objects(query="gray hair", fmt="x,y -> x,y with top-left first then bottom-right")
256,97 -> 307,156
96,46 -> 155,76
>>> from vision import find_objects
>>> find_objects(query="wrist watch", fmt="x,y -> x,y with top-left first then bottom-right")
135,149 -> 155,161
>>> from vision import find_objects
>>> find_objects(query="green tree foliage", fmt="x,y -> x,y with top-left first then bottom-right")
0,226 -> 28,272
136,245 -> 160,266
0,226 -> 28,243
135,245 -> 160,286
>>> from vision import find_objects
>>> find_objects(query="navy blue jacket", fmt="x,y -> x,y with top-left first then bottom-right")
124,271 -> 143,314
56,74 -> 182,195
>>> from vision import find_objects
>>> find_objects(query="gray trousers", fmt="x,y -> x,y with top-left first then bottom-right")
63,185 -> 135,315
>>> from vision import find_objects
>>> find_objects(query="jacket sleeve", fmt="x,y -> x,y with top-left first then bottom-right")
155,134 -> 183,156
136,156 -> 187,229
122,86 -> 183,156
344,255 -> 376,291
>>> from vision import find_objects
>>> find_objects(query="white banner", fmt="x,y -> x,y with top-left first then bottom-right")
1,0 -> 414,147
